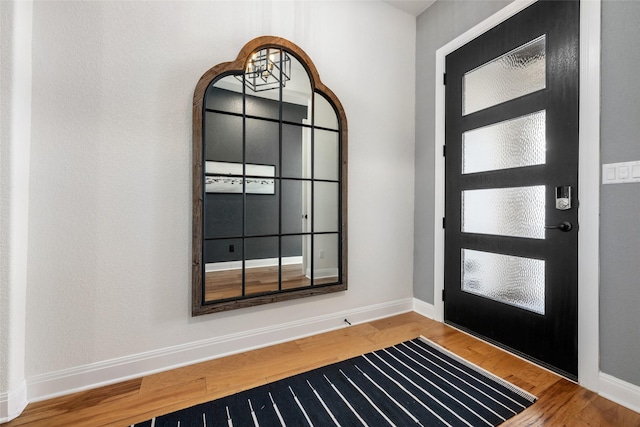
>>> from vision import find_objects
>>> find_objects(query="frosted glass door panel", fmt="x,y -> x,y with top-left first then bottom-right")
462,186 -> 545,239
463,110 -> 546,174
462,249 -> 545,314
464,36 -> 546,115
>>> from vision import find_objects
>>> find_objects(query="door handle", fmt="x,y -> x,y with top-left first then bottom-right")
545,221 -> 572,232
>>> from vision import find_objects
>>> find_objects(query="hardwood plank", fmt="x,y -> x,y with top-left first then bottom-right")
100,378 -> 208,427
8,378 -> 206,427
204,263 -> 336,301
263,357 -> 340,384
575,395 -> 640,427
5,313 -> 640,426
503,378 -> 597,426
3,379 -> 142,426
138,354 -> 244,394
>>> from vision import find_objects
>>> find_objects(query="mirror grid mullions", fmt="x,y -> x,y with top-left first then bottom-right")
203,47 -> 341,305
203,233 -> 338,302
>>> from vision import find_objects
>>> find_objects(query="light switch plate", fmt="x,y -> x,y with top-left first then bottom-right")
603,160 -> 640,184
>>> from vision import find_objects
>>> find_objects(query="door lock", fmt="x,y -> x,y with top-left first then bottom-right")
555,186 -> 572,210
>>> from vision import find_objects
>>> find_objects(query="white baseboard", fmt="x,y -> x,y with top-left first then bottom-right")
24,298 -> 414,405
599,372 -> 640,414
412,298 -> 436,319
305,267 -> 339,279
205,256 -> 303,272
0,380 -> 27,424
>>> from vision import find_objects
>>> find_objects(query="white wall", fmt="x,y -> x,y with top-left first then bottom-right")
0,0 -> 33,421
6,0 -> 416,410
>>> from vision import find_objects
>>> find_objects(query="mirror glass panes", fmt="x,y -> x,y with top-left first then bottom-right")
314,93 -> 339,130
461,249 -> 545,315
200,44 -> 343,310
282,55 -> 312,122
204,238 -> 243,301
313,233 -> 339,286
463,35 -> 546,115
463,110 -> 546,174
246,118 -> 280,170
243,49 -> 287,120
314,129 -> 340,181
245,237 -> 280,295
204,113 -> 242,163
205,75 -> 244,114
462,185 -> 545,239
281,234 -> 311,289
203,180 -> 242,238
246,187 -> 279,236
313,181 -> 339,233
282,123 -> 310,179
281,179 -> 307,235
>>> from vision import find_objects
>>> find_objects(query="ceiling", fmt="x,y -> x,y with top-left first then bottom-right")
383,0 -> 436,16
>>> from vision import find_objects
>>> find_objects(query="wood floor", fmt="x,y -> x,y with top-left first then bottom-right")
205,264 -> 337,301
5,312 -> 640,426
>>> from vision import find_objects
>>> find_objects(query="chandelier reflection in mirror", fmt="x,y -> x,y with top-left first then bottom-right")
192,37 -> 348,315
236,48 -> 292,92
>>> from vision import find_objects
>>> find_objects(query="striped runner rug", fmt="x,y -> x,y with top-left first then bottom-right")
132,336 -> 536,426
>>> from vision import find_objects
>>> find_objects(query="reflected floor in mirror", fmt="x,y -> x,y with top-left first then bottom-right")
205,264 -> 337,301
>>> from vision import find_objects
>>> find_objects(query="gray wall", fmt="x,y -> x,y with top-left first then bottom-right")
414,0 -> 640,389
413,0 -> 512,303
600,1 -> 640,387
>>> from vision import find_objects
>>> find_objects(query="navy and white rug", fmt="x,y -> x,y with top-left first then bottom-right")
132,337 -> 536,426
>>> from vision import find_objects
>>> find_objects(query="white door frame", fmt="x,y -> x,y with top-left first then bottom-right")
432,0 -> 600,391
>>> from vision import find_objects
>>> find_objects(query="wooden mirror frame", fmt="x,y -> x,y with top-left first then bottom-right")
192,36 -> 348,316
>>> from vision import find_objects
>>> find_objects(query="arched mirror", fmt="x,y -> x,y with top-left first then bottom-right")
192,37 -> 347,315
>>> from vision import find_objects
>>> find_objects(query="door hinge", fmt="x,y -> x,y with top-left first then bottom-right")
443,73 -> 447,85
442,289 -> 446,302
443,145 -> 446,157
442,217 -> 446,229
